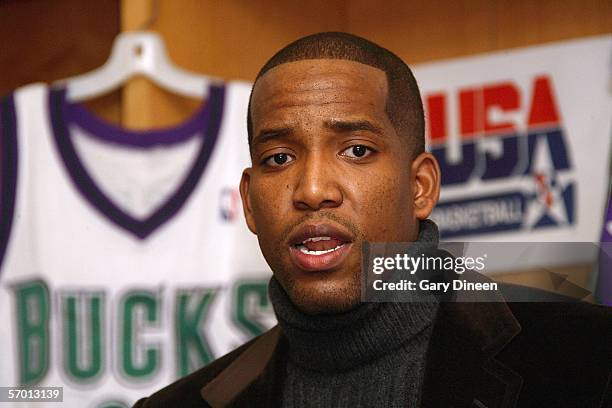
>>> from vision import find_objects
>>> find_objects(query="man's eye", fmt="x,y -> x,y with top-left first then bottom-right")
263,153 -> 294,167
341,145 -> 373,159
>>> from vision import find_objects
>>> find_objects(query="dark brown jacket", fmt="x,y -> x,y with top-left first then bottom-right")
134,298 -> 611,408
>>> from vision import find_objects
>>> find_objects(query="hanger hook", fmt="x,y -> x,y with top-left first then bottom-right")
137,0 -> 160,31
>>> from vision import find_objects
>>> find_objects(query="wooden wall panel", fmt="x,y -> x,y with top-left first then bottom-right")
346,0 -> 498,64
346,0 -> 611,64
153,0 -> 348,81
493,0 -> 611,50
0,0 -> 120,122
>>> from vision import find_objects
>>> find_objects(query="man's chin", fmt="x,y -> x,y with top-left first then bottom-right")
286,281 -> 361,315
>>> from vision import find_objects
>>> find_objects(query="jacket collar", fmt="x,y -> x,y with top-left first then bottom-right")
420,299 -> 523,408
201,326 -> 286,407
201,282 -> 522,408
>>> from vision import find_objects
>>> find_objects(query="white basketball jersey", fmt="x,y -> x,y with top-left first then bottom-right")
0,82 -> 275,407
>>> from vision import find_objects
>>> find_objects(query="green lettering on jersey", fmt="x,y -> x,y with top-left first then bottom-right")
233,281 -> 272,338
175,288 -> 217,376
120,291 -> 160,380
61,292 -> 104,381
13,279 -> 50,385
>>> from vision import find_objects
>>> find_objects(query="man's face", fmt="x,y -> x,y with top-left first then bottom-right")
241,59 -> 438,314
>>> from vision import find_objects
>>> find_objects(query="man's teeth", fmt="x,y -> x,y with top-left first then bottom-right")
302,236 -> 331,243
297,244 -> 343,255
294,236 -> 345,255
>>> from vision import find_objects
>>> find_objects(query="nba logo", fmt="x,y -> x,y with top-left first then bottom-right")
220,187 -> 240,221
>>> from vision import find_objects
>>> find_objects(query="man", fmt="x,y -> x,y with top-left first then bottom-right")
135,32 -> 611,408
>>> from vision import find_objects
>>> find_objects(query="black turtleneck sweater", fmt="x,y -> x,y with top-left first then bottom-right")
268,220 -> 441,407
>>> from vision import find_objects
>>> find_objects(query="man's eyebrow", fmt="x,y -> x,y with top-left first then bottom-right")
325,119 -> 385,136
252,127 -> 292,146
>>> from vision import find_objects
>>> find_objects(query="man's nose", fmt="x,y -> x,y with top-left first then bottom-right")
292,153 -> 343,211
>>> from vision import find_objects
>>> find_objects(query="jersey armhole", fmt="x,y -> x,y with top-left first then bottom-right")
0,94 -> 18,272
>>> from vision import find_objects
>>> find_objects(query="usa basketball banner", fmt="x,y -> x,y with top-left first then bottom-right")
416,35 -> 612,245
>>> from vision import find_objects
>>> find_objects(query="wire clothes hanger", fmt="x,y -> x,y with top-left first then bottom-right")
55,0 -> 213,102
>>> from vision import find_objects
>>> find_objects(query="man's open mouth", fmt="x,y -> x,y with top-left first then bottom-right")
288,224 -> 353,271
295,236 -> 346,255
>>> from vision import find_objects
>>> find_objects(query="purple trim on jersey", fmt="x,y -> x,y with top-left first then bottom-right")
0,95 -> 18,271
601,198 -> 612,242
49,85 -> 225,240
65,93 -> 210,148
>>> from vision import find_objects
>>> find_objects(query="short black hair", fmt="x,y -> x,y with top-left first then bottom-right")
247,31 -> 424,156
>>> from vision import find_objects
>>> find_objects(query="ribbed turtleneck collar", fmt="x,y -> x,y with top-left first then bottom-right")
269,220 -> 441,372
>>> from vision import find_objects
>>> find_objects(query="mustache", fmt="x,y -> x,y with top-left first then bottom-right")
281,211 -> 362,242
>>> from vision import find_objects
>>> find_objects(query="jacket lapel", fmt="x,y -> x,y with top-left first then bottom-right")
227,334 -> 288,407
201,326 -> 286,407
420,299 -> 523,408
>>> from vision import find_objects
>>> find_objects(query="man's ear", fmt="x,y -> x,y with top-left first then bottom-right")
239,168 -> 258,235
410,152 -> 441,220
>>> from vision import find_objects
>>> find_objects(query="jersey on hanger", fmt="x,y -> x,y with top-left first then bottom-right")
0,82 -> 275,408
